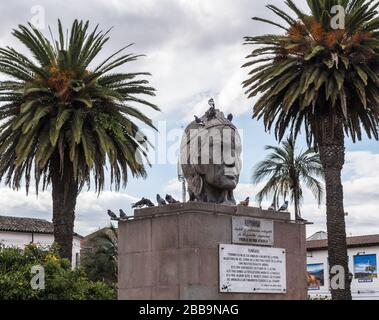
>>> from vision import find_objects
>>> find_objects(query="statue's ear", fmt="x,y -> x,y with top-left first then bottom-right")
188,174 -> 203,196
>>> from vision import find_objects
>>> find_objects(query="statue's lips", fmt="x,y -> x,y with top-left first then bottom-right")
225,175 -> 237,181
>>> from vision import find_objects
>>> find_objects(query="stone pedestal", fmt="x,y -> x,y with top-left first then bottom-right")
118,203 -> 307,300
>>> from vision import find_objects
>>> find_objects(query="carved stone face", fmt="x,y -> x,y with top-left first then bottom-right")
202,128 -> 241,190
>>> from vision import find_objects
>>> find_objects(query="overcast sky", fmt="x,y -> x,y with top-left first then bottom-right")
0,0 -> 378,238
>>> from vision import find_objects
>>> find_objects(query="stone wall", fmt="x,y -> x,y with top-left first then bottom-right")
118,202 -> 307,300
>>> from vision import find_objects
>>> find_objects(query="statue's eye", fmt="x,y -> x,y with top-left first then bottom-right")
225,162 -> 236,168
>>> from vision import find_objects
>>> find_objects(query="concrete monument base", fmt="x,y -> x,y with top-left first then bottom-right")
118,202 -> 307,300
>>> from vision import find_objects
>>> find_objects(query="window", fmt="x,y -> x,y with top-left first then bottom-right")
75,252 -> 80,268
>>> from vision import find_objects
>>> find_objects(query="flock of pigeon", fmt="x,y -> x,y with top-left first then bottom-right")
238,197 -> 289,212
194,98 -> 233,126
107,195 -> 290,222
107,194 -> 180,221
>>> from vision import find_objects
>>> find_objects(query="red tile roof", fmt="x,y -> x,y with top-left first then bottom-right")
0,215 -> 53,233
0,215 -> 82,238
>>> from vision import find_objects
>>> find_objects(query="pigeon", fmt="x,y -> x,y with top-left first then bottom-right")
131,198 -> 155,209
238,197 -> 250,207
165,194 -> 180,204
157,194 -> 167,206
268,202 -> 276,211
227,113 -> 233,122
119,209 -> 128,220
208,98 -> 215,108
107,209 -> 119,221
206,98 -> 217,120
194,115 -> 205,126
278,201 -> 289,212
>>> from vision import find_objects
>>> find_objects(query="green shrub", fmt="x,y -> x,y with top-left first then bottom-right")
0,244 -> 116,300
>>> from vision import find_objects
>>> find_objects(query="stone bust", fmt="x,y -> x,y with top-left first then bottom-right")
180,106 -> 242,205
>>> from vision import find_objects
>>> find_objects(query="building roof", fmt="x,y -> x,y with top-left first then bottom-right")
307,233 -> 379,251
307,231 -> 328,241
0,215 -> 82,238
81,226 -> 117,247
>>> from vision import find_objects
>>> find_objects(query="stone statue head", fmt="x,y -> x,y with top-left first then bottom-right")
180,108 -> 242,205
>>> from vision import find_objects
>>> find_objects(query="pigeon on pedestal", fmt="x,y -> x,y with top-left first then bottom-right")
119,209 -> 128,220
278,201 -> 289,212
165,194 -> 180,204
238,197 -> 250,207
157,194 -> 167,206
107,210 -> 119,221
131,198 -> 155,209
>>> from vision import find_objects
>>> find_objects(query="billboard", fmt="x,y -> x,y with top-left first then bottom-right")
307,263 -> 325,290
354,254 -> 377,283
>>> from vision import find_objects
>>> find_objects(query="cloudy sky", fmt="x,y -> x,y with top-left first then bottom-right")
0,0 -> 378,238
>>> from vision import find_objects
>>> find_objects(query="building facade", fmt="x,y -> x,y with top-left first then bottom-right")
307,232 -> 379,300
0,215 -> 82,268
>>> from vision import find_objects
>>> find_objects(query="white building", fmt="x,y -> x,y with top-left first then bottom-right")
0,215 -> 82,268
307,231 -> 379,300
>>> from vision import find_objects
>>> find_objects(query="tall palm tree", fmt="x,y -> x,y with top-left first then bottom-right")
0,20 -> 158,261
252,136 -> 324,220
243,0 -> 379,299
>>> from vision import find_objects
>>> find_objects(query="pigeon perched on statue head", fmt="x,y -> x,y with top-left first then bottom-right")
165,194 -> 180,204
194,115 -> 205,126
227,113 -> 233,122
157,194 -> 167,206
208,98 -> 215,108
205,98 -> 217,120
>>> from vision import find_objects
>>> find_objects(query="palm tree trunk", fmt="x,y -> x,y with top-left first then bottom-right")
294,187 -> 300,219
50,152 -> 78,262
318,114 -> 351,300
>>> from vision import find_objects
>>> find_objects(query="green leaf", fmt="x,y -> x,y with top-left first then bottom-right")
334,70 -> 345,90
71,109 -> 84,144
73,96 -> 93,108
49,117 -> 60,146
56,110 -> 72,131
304,46 -> 325,61
355,66 -> 368,85
20,100 -> 37,114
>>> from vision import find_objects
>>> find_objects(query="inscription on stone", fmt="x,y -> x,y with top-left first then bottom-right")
219,244 -> 286,294
232,217 -> 273,246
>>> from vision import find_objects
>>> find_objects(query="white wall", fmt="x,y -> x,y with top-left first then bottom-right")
0,230 -> 81,269
307,245 -> 379,300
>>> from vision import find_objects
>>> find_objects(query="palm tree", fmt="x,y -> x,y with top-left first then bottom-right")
0,20 -> 158,261
252,136 -> 324,220
242,0 -> 379,299
81,225 -> 118,284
